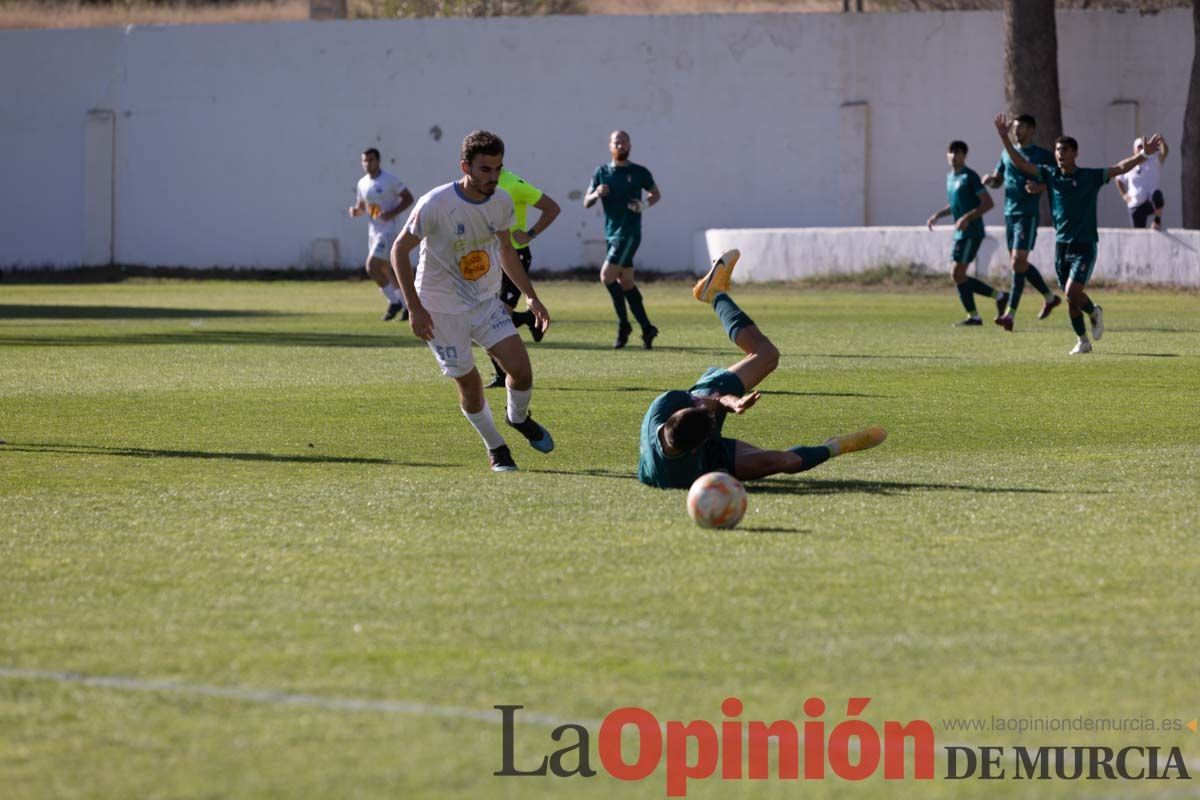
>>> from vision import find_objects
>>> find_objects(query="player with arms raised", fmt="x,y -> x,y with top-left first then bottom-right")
992,113 -> 1163,354
391,131 -> 554,472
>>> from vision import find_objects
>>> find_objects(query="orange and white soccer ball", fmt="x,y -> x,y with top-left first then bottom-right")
686,472 -> 748,529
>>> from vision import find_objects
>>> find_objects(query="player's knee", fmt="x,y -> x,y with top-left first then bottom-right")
757,341 -> 780,373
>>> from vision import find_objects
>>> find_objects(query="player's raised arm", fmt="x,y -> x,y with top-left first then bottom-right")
1106,133 -> 1163,181
390,230 -> 432,340
495,231 -> 550,332
994,114 -> 1040,177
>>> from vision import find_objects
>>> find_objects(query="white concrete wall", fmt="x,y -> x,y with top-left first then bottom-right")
697,226 -> 1200,287
0,11 -> 1191,272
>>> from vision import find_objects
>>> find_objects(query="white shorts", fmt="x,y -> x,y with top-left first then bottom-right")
368,229 -> 398,261
426,297 -> 517,378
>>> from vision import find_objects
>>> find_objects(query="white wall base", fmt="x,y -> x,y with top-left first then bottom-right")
696,227 -> 1200,287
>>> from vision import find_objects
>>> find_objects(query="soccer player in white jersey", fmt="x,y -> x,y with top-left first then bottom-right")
391,131 -> 554,472
348,148 -> 414,320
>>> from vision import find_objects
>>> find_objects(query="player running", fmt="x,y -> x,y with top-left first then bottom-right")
584,129 -> 661,349
391,131 -> 554,472
349,148 -> 414,321
981,114 -> 1063,331
637,249 -> 887,489
926,140 -> 1009,327
992,113 -> 1163,354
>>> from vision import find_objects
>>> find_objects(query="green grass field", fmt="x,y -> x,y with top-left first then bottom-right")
2,279 -> 1198,798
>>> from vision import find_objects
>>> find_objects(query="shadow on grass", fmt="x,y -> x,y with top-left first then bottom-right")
798,353 -> 953,361
748,477 -> 1092,496
737,526 -> 811,535
524,468 -> 635,481
0,441 -> 453,468
0,304 -> 286,320
537,387 -> 892,399
1118,327 -> 1200,334
0,330 -> 426,349
1109,352 -> 1181,358
532,340 -> 730,355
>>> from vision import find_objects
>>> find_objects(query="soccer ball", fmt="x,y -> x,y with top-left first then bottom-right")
686,472 -> 748,529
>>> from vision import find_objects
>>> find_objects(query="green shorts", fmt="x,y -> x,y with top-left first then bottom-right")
1005,214 -> 1038,253
1054,242 -> 1098,288
688,367 -> 746,477
606,234 -> 641,268
951,237 -> 982,265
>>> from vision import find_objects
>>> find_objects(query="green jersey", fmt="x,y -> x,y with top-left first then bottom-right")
497,169 -> 543,251
946,167 -> 986,240
638,391 -> 705,489
1035,164 -> 1109,243
589,162 -> 655,239
994,144 -> 1054,216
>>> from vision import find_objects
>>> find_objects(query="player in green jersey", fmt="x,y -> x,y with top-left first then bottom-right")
982,114 -> 1063,331
637,249 -> 887,490
993,113 -> 1164,354
926,140 -> 1008,326
584,130 -> 661,349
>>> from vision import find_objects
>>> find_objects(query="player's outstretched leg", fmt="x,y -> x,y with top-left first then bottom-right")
694,249 -> 779,392
489,334 -> 554,453
731,426 -> 888,482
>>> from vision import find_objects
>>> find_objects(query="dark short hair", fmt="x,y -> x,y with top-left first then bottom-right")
948,140 -> 968,155
1055,136 -> 1079,152
461,131 -> 505,164
663,407 -> 714,452
1015,114 -> 1036,128
362,148 -> 380,160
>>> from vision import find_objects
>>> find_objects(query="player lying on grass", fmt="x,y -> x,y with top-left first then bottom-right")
992,113 -> 1164,354
637,249 -> 887,489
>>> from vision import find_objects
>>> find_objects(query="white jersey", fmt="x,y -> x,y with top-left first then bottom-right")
403,181 -> 515,314
356,170 -> 408,237
1120,157 -> 1161,208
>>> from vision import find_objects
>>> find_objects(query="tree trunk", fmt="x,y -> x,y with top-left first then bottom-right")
1183,0 -> 1200,229
1003,0 -> 1063,150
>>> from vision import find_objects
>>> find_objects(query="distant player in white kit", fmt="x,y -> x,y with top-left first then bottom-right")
391,131 -> 555,472
348,148 -> 414,320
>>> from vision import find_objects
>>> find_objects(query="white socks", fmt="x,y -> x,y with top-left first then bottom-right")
463,401 -> 505,450
507,387 -> 532,425
381,284 -> 403,303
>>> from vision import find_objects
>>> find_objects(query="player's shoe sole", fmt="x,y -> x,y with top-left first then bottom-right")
1037,294 -> 1062,320
954,317 -> 983,327
1069,339 -> 1093,355
507,413 -> 554,453
825,425 -> 888,456
1090,305 -> 1104,340
693,249 -> 740,303
488,445 -> 518,472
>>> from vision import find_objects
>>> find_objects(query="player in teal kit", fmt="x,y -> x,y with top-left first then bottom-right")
926,140 -> 1008,326
584,130 -> 661,349
982,114 -> 1063,331
993,113 -> 1164,354
637,249 -> 887,490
